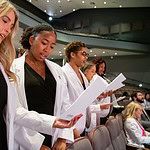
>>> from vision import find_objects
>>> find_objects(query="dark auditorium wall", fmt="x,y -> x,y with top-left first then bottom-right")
52,54 -> 150,88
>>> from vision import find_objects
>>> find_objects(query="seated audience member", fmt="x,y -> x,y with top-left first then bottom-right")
143,93 -> 150,109
81,62 -> 112,132
123,102 -> 150,148
131,91 -> 150,129
117,91 -> 131,108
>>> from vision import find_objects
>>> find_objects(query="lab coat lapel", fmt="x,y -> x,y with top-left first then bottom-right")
45,59 -> 60,117
0,63 -> 15,150
65,63 -> 84,89
11,53 -> 28,109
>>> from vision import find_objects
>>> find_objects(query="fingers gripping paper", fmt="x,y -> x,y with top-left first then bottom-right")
60,76 -> 108,120
60,73 -> 126,120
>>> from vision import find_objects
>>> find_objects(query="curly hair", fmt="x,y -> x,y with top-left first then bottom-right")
92,57 -> 106,76
20,24 -> 56,49
65,41 -> 86,62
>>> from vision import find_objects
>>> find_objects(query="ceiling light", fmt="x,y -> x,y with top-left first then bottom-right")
82,1 -> 85,3
59,51 -> 62,53
139,84 -> 142,87
60,54 -> 62,56
111,56 -> 113,59
47,0 -> 49,2
49,17 -> 53,21
103,51 -> 105,54
73,8 -> 76,11
64,48 -> 66,50
104,1 -> 107,4
119,5 -> 122,8
29,0 -> 32,2
67,0 -> 70,1
58,0 -> 61,3
90,50 -> 93,52
94,54 -> 97,57
60,10 -> 62,13
44,9 -> 47,12
94,5 -> 97,8
115,52 -> 118,55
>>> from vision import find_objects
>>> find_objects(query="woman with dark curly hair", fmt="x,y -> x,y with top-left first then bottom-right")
11,24 -> 82,150
92,57 -> 106,77
92,57 -> 115,124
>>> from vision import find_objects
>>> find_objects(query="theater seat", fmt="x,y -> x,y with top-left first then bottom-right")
115,113 -> 127,144
106,117 -> 149,150
88,125 -> 114,150
105,118 -> 127,150
66,136 -> 93,150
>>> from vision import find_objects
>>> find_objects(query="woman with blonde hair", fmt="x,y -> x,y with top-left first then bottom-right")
123,102 -> 150,148
0,1 -> 18,149
81,62 -> 112,132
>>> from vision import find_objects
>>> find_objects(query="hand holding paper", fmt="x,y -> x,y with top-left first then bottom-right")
60,73 -> 126,120
106,73 -> 126,92
60,76 -> 108,120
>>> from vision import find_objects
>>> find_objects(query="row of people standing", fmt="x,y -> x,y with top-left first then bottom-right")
11,27 -> 113,149
0,1 -> 115,149
0,1 -> 82,150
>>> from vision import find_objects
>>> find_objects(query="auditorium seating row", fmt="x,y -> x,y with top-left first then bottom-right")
66,113 -> 149,150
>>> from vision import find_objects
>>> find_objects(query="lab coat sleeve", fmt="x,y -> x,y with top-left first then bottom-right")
89,104 -> 101,113
15,106 -> 56,135
15,90 -> 56,135
14,125 -> 45,150
55,75 -> 74,143
125,119 -> 150,144
56,128 -> 74,143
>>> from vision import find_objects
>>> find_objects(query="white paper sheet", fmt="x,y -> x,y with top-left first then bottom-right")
60,76 -> 108,120
112,96 -> 126,105
60,73 -> 126,120
106,73 -> 126,92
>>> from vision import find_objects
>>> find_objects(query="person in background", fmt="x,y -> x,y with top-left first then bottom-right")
143,93 -> 150,109
81,61 -> 112,132
123,102 -> 150,148
80,61 -> 96,83
62,41 -> 89,139
11,24 -> 82,150
92,57 -> 114,124
131,91 -> 150,130
17,48 -> 26,57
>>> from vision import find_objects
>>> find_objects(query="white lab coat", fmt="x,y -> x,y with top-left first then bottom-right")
11,53 -> 74,149
62,63 -> 89,134
1,63 -> 50,150
0,63 -> 17,150
86,74 -> 111,132
124,118 -> 150,147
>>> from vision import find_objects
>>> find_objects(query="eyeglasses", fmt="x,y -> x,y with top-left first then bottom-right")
78,51 -> 89,57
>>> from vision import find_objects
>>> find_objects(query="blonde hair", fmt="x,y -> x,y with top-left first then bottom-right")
0,0 -> 19,82
80,61 -> 95,74
123,102 -> 142,121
